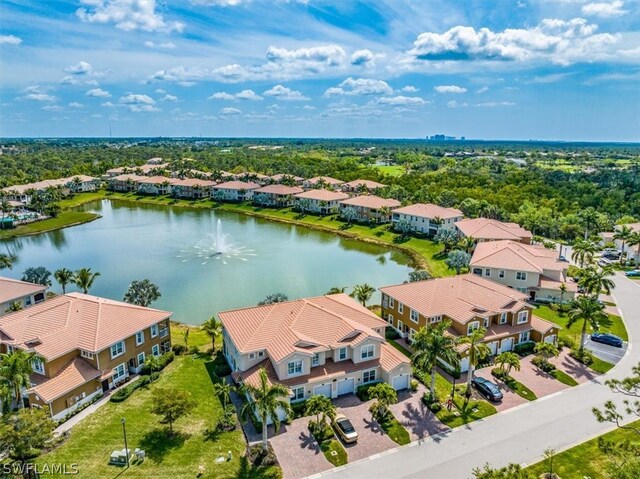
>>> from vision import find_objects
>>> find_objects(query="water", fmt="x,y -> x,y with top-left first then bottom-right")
1,200 -> 413,324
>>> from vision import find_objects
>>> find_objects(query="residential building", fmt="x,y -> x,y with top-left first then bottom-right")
0,276 -> 47,316
236,173 -> 271,185
294,189 -> 349,215
107,174 -> 146,192
342,179 -> 386,194
171,178 -> 217,199
455,218 -> 533,244
270,174 -> 305,186
303,176 -> 345,190
339,195 -> 401,223
391,203 -> 463,236
602,223 -> 640,263
146,157 -> 165,165
469,240 -> 577,303
253,185 -> 304,207
211,181 -> 260,202
66,175 -> 99,193
222,294 -> 411,423
0,293 -> 172,420
105,163 -> 169,178
380,274 -> 558,372
137,176 -> 178,195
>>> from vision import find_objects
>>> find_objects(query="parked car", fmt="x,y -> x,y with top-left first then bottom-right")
471,377 -> 503,402
333,413 -> 358,443
598,258 -> 613,267
590,332 -> 624,348
625,269 -> 640,277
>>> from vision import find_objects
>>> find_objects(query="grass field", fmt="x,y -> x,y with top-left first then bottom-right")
535,305 -> 627,341
0,211 -> 99,239
375,165 -> 405,177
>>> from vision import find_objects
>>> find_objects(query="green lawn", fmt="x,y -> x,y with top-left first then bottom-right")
171,321 -> 213,351
388,339 -> 412,358
550,369 -> 579,387
535,305 -> 628,341
527,421 -> 640,479
379,415 -> 411,445
319,439 -> 347,467
37,356 -> 279,479
374,165 -> 405,177
58,190 -> 109,208
503,376 -> 537,401
0,211 -> 99,239
586,356 -> 615,374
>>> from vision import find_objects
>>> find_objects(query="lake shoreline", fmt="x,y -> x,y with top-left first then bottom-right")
0,212 -> 101,240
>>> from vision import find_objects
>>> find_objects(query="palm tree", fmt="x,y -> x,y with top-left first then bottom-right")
378,206 -> 391,223
182,329 -> 190,350
534,342 -> 559,368
0,254 -> 12,270
239,368 -> 292,453
54,268 -> 74,294
201,316 -> 222,353
578,207 -> 599,240
350,283 -> 376,306
459,328 -> 491,396
579,265 -> 615,295
495,352 -> 520,376
0,349 -> 42,410
411,321 -> 459,399
458,236 -> 476,254
613,225 -> 633,266
367,382 -> 397,420
72,268 -> 100,294
567,296 -> 608,355
326,286 -> 347,295
213,380 -> 233,409
559,283 -> 568,305
304,394 -> 336,428
571,240 -> 599,267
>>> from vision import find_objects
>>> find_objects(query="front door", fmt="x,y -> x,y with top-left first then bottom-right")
102,379 -> 110,392
529,291 -> 537,301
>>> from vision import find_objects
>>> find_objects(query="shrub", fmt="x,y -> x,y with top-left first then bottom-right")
308,420 -> 334,442
140,351 -> 174,375
216,405 -> 237,432
410,379 -> 419,392
172,344 -> 186,355
291,400 -> 309,419
491,368 -> 509,381
531,356 -> 556,373
557,337 -> 576,350
429,402 -> 442,413
385,328 -> 400,340
246,444 -> 278,468
413,368 -> 430,386
110,375 -> 154,403
514,341 -> 536,356
570,348 -> 594,366
439,361 -> 461,379
356,382 -> 381,401
189,346 -> 201,355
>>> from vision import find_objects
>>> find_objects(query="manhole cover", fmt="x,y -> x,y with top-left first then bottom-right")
330,451 -> 338,456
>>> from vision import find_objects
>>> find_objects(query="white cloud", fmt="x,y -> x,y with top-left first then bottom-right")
42,105 -> 64,112
350,49 -> 377,66
401,85 -> 419,92
102,101 -> 116,107
0,35 -> 22,45
325,77 -> 393,96
476,101 -> 516,107
161,94 -> 178,101
219,107 -> 242,115
69,102 -> 85,108
191,0 -> 245,5
447,100 -> 468,108
119,93 -> 159,112
76,0 -> 184,33
23,93 -> 56,102
85,79 -> 100,86
209,89 -> 262,100
434,85 -> 467,94
60,76 -> 79,85
582,1 -> 627,17
476,86 -> 490,93
263,85 -> 309,101
209,92 -> 235,100
66,61 -> 92,75
376,96 -> 428,106
530,72 -> 573,83
265,45 -> 346,66
144,41 -> 176,49
86,88 -> 111,98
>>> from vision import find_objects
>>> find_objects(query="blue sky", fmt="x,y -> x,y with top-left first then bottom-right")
1,0 -> 639,140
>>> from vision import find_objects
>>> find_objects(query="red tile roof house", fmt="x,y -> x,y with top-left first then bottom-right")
391,203 -> 464,236
341,179 -> 386,194
2,176 -> 99,205
455,218 -> 533,244
137,176 -> 179,195
253,184 -> 305,207
293,189 -> 350,215
339,195 -> 401,224
211,181 -> 261,202
171,178 -> 218,199
107,174 -> 147,192
470,240 -> 578,303
235,172 -> 271,185
221,294 -> 411,424
0,276 -> 48,317
380,274 -> 559,372
0,293 -> 172,420
105,163 -> 169,178
270,174 -> 305,186
303,176 -> 345,191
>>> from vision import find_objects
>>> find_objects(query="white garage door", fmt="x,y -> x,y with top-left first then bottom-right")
337,378 -> 355,396
391,374 -> 410,391
544,334 -> 557,344
459,357 -> 470,372
313,383 -> 332,398
488,341 -> 498,356
500,337 -> 514,353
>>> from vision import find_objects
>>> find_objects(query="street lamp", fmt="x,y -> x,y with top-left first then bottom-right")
121,418 -> 129,469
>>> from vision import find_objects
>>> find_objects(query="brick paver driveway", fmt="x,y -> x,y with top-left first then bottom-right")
473,367 -> 529,412
551,349 -> 600,384
510,355 -> 569,397
269,417 -> 332,479
388,383 -> 450,442
334,395 -> 397,462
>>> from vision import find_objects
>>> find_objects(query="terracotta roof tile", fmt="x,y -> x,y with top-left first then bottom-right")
456,218 -> 532,241
339,195 -> 401,210
213,180 -> 260,190
305,176 -> 344,186
392,203 -> 463,220
254,185 -> 304,195
29,357 -> 101,403
0,276 -> 47,305
471,241 -> 564,273
343,179 -> 386,189
294,190 -> 349,201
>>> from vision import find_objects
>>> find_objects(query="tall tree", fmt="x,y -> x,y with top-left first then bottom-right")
459,328 -> 491,396
0,408 -> 55,470
150,387 -> 196,434
412,321 -> 460,399
579,265 -> 615,296
201,316 -> 222,353
21,266 -> 52,286
258,293 -> 289,305
0,349 -> 42,410
571,240 -> 599,267
54,267 -> 74,294
325,286 -> 347,294
73,267 -> 100,294
614,225 -> 633,265
578,207 -> 600,240
123,279 -> 162,306
350,283 -> 376,306
568,295 -> 608,355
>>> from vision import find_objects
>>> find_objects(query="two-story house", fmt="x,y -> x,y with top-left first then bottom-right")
253,185 -> 304,207
391,203 -> 463,236
0,293 -> 172,420
455,218 -> 533,244
338,195 -> 401,223
171,178 -> 218,199
294,189 -> 349,215
380,274 -> 558,372
303,176 -> 345,191
469,240 -> 578,303
341,179 -> 386,194
0,276 -> 48,316
211,181 -> 261,202
269,174 -> 305,186
108,174 -> 146,192
221,294 -> 411,423
137,176 -> 178,195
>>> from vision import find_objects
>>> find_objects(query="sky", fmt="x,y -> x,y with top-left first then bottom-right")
1,0 -> 639,141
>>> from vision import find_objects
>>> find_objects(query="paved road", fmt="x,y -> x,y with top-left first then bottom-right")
584,337 -> 627,363
321,273 -> 638,479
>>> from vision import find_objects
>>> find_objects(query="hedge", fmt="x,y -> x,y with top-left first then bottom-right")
110,373 -> 159,402
140,351 -> 175,375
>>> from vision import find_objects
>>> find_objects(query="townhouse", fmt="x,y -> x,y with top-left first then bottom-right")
0,276 -> 47,316
342,179 -> 386,194
0,293 -> 172,420
294,189 -> 349,215
137,176 -> 178,195
107,174 -> 147,192
391,203 -> 464,236
339,195 -> 401,223
171,178 -> 217,199
270,174 -> 305,186
380,274 -> 558,372
253,185 -> 304,207
303,176 -> 345,190
1,176 -> 99,205
455,218 -> 533,244
211,181 -> 261,202
222,294 -> 411,423
470,240 -> 578,303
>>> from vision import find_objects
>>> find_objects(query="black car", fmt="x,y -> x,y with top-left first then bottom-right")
590,332 -> 624,348
471,377 -> 503,402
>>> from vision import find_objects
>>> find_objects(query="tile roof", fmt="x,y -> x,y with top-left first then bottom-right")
0,293 -> 171,360
0,276 -> 47,305
392,203 -> 463,220
616,222 -> 640,233
531,315 -> 558,334
137,176 -> 178,185
380,274 -> 530,324
219,294 -> 387,363
294,189 -> 350,201
213,180 -> 260,190
471,240 -> 565,274
29,357 -> 101,403
270,174 -> 304,182
305,176 -> 345,186
109,174 -> 147,182
342,179 -> 386,189
1,176 -> 97,195
172,178 -> 217,187
254,185 -> 304,195
339,195 -> 401,210
455,218 -> 532,241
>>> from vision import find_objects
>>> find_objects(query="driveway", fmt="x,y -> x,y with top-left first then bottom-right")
388,383 -> 450,442
584,337 -> 627,363
508,355 -> 570,398
333,395 -> 397,462
551,349 -> 599,384
473,367 -> 529,412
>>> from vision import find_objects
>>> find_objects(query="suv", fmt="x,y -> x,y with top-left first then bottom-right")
471,377 -> 503,402
590,332 -> 623,348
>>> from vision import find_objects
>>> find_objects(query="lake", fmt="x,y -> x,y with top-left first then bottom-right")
1,200 -> 413,324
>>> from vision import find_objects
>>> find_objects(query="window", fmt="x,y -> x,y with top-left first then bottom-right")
398,303 -> 403,314
338,348 -> 347,360
288,360 -> 303,376
519,332 -> 530,343
363,370 -> 376,383
516,287 -> 527,293
150,324 -> 158,338
517,310 -> 529,324
258,351 -> 264,358
249,353 -> 255,359
516,271 -> 527,281
113,363 -> 126,381
32,357 -> 45,374
388,297 -> 394,308
387,313 -> 394,325
25,296 -> 32,306
484,269 -> 491,277
110,341 -> 125,359
382,295 -> 388,308
291,387 -> 304,401
430,315 -> 443,324
483,317 -> 489,328
410,309 -> 419,323
473,268 -> 483,276
7,345 -> 14,354
152,344 -> 160,357
137,352 -> 145,365
361,344 -> 375,359
81,350 -> 94,360
397,319 -> 403,330
135,331 -> 144,346
499,270 -> 505,278
467,321 -> 480,335
312,354 -> 320,366
500,313 -> 508,324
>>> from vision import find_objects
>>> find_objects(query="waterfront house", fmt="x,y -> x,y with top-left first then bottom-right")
2,179 -> 68,205
222,294 -> 411,423
342,179 -> 386,194
293,189 -> 349,215
270,174 -> 305,186
0,276 -> 47,316
380,274 -> 559,372
211,181 -> 260,202
338,195 -> 401,223
137,176 -> 178,195
0,293 -> 172,420
391,203 -> 463,236
108,174 -> 146,192
253,185 -> 304,207
303,176 -> 345,190
171,178 -> 217,199
455,218 -> 533,244
65,175 -> 99,193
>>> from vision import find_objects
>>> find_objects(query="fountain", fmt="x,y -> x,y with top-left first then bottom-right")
178,218 -> 255,265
